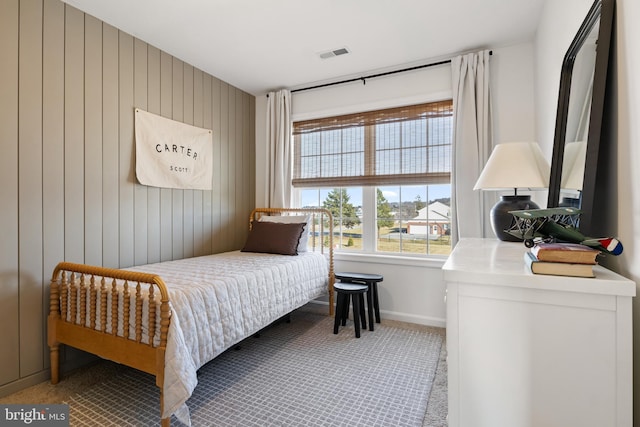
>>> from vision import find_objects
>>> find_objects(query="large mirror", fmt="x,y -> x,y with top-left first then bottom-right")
547,0 -> 615,234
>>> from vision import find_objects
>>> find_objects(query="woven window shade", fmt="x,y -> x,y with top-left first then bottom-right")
292,100 -> 453,187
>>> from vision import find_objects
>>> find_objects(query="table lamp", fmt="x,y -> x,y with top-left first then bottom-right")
474,142 -> 550,241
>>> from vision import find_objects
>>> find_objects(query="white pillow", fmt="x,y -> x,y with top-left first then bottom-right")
260,215 -> 311,252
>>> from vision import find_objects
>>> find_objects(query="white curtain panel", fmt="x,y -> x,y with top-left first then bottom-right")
265,89 -> 292,208
450,50 -> 494,245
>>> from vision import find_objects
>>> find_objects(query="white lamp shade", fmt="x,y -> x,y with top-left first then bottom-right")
560,141 -> 587,190
473,142 -> 550,190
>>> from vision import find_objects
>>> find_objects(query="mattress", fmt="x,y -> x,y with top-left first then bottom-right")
125,250 -> 329,423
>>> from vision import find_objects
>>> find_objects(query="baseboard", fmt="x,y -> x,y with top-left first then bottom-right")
378,310 -> 446,328
0,349 -> 100,399
0,370 -> 51,399
307,300 -> 446,328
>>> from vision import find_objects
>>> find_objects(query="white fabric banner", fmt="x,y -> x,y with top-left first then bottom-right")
135,108 -> 213,190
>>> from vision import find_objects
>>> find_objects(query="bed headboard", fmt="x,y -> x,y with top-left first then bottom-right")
249,207 -> 335,314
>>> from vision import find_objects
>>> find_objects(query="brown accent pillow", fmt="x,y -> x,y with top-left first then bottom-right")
259,214 -> 311,252
241,221 -> 305,256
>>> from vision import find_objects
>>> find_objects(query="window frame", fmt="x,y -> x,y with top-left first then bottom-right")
291,98 -> 453,258
295,184 -> 451,258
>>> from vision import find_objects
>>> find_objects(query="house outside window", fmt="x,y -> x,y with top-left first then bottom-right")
293,101 -> 452,256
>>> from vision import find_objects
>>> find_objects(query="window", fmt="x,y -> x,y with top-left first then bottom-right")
376,184 -> 451,255
293,101 -> 452,256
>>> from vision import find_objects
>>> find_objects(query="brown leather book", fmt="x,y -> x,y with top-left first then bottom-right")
524,252 -> 595,278
530,242 -> 600,264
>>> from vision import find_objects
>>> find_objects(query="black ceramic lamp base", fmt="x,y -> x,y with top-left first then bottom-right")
491,195 -> 539,241
559,196 -> 581,208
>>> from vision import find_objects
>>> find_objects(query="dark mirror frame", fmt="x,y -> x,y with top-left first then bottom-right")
547,0 -> 615,235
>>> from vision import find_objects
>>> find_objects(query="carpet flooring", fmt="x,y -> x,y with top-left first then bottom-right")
2,305 -> 447,426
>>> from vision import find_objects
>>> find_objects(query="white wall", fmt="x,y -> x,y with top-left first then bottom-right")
534,0 -> 594,158
533,0 -> 593,212
492,43 -> 537,144
255,43 -> 536,327
614,0 -> 640,419
290,63 -> 452,120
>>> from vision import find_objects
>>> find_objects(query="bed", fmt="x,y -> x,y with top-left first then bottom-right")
47,207 -> 334,426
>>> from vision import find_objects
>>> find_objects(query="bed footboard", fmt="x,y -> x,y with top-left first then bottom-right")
47,262 -> 172,425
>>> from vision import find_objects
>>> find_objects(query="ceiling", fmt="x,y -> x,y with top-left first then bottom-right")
62,0 -> 545,96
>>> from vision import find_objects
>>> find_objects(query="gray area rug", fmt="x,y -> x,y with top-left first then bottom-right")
66,308 -> 444,426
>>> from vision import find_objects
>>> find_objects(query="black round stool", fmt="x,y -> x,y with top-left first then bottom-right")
335,272 -> 383,331
333,282 -> 368,338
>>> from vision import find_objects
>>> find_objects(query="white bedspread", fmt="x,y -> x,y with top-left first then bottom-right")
126,250 -> 329,425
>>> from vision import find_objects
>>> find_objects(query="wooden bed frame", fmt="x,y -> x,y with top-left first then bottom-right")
47,207 -> 334,426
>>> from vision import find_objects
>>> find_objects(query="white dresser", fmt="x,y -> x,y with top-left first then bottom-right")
443,238 -> 635,427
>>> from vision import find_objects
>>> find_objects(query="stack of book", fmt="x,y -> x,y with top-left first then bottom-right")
524,242 -> 600,278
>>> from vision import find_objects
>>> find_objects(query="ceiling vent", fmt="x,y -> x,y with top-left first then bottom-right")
319,47 -> 350,59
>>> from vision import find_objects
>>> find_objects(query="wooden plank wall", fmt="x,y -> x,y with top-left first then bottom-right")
0,0 -> 256,395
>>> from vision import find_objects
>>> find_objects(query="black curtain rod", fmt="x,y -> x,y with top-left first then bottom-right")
288,50 -> 492,94
291,59 -> 451,93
